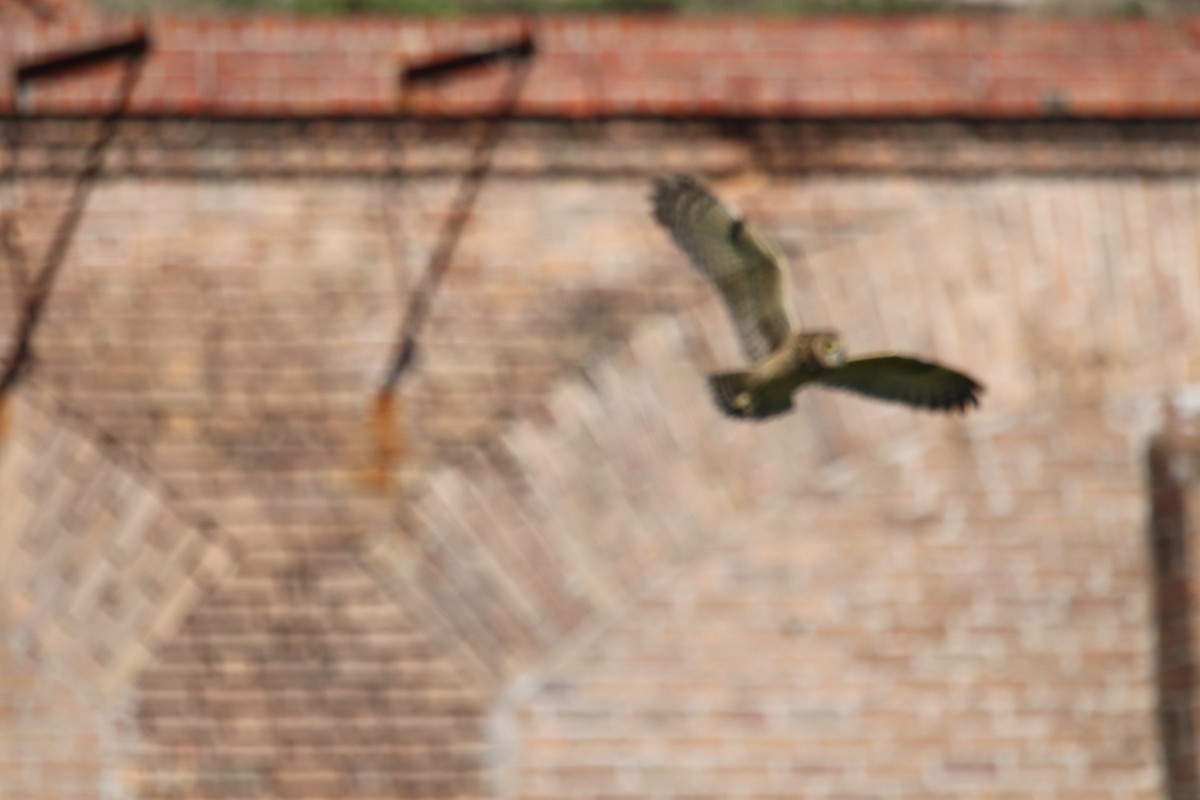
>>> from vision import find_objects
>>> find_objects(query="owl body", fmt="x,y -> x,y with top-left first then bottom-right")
709,332 -> 845,419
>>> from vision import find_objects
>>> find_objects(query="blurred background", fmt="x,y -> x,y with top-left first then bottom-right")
3,1 -> 1200,799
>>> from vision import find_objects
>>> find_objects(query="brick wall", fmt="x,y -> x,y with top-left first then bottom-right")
6,120 -> 1197,797
0,395 -> 233,799
0,396 -> 235,694
374,166 -> 1199,798
502,398 -> 1160,799
136,548 -> 490,798
5,9 -> 1200,800
1,640 -> 117,800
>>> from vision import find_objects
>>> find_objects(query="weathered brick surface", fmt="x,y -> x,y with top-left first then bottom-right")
7,121 -> 1200,795
1,147 -> 712,537
365,170 -> 1200,796
0,640 -> 117,800
365,169 -> 1200,679
501,401 -> 1160,799
135,548 -> 489,799
0,395 -> 236,698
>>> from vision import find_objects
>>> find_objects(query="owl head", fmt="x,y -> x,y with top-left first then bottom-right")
809,331 -> 847,369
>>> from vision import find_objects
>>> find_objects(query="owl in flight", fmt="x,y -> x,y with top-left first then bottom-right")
651,174 -> 983,421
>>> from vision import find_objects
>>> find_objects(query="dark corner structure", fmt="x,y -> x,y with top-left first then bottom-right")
1149,431 -> 1200,800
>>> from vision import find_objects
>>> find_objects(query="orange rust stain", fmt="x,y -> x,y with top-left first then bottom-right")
365,388 -> 404,491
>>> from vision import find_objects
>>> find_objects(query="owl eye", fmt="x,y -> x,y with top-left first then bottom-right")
824,341 -> 839,353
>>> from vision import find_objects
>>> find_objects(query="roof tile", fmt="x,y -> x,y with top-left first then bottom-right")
4,16 -> 1200,118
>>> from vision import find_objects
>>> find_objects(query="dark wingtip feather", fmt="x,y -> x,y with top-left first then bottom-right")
934,374 -> 984,414
823,355 -> 986,415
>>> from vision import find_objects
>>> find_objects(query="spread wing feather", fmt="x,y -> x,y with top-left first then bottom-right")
815,354 -> 983,412
651,174 -> 795,363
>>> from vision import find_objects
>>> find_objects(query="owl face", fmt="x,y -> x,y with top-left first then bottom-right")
810,332 -> 847,369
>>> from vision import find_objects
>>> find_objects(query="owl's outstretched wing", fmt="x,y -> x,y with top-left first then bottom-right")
815,354 -> 983,412
651,174 -> 795,363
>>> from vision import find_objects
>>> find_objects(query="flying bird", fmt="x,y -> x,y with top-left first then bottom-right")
651,173 -> 983,421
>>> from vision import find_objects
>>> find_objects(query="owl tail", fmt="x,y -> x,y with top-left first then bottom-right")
708,371 -> 792,420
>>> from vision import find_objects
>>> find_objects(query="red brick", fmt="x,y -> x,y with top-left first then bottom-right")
3,17 -> 1200,118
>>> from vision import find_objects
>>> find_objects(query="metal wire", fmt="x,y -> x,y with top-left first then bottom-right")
379,44 -> 535,392
0,47 -> 147,394
368,31 -> 535,490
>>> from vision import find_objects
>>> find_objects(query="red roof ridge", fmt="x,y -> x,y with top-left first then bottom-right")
3,14 -> 1200,118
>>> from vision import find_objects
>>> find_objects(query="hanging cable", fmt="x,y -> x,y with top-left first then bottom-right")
380,28 -> 536,392
0,29 -> 150,398
368,26 -> 536,489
